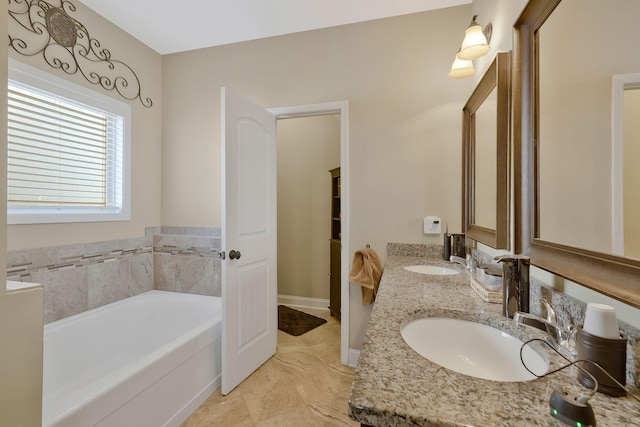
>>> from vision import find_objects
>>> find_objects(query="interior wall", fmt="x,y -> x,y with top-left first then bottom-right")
2,2 -> 45,424
471,0 -> 528,81
161,6 -> 474,349
1,0 -> 6,287
277,115 -> 340,300
7,1 -> 163,251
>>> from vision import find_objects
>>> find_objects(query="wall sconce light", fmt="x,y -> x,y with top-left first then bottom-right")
458,15 -> 491,60
448,15 -> 492,79
448,55 -> 476,79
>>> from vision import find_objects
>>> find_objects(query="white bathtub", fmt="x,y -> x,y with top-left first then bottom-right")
43,290 -> 222,427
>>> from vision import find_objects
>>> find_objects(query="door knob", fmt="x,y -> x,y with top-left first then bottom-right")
229,250 -> 241,260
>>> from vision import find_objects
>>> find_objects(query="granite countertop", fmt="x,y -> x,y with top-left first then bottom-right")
348,256 -> 640,426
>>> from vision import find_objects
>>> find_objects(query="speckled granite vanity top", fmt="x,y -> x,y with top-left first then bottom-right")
348,255 -> 640,426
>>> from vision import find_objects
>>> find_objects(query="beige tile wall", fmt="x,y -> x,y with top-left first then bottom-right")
6,227 -> 221,323
152,226 -> 222,297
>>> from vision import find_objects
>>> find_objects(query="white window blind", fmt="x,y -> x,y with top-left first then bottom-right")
7,59 -> 131,224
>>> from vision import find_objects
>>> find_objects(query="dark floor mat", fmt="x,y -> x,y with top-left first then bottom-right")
278,305 -> 327,336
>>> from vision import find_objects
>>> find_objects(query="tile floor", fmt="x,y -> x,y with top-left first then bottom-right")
181,308 -> 359,426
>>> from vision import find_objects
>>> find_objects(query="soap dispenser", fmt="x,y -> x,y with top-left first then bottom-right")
495,255 -> 530,318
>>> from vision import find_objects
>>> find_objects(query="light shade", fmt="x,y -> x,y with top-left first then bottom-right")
448,57 -> 475,79
457,18 -> 490,60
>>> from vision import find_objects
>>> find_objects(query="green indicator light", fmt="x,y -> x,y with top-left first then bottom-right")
553,409 -> 558,416
576,422 -> 582,427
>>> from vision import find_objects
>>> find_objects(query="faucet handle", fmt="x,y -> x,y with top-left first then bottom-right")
543,303 -> 578,358
541,299 -> 558,324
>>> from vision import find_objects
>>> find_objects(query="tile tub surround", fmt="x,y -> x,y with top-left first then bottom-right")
152,228 -> 222,297
6,227 -> 223,323
7,237 -> 153,323
348,255 -> 640,426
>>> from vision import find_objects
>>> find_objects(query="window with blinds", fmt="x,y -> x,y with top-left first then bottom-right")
7,60 -> 131,224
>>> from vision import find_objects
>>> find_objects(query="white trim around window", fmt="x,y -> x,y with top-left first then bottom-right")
7,59 -> 131,224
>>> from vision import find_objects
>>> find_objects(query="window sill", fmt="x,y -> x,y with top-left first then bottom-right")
8,207 -> 130,225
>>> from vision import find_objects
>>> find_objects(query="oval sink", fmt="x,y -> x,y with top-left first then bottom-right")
403,265 -> 460,276
400,317 -> 548,382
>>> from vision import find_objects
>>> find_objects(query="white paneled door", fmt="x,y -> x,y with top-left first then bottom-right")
221,87 -> 277,395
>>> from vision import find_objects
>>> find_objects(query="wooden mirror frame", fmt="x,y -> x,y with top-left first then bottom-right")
462,51 -> 511,249
513,0 -> 640,308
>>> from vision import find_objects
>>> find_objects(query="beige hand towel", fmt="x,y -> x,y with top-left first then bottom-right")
349,248 -> 383,305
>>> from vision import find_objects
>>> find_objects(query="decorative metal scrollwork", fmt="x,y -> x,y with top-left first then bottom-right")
8,0 -> 153,108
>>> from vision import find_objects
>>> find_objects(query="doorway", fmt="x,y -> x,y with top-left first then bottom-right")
269,102 -> 350,365
276,113 -> 339,307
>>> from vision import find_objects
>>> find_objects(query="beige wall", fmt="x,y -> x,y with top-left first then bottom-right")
277,115 -> 340,299
7,1 -> 163,251
162,6 -> 475,348
2,2 -> 45,425
0,0 -> 6,289
471,0 -> 527,81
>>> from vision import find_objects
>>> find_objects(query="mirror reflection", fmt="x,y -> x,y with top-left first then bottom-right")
538,0 -> 640,260
462,51 -> 510,250
474,88 -> 497,230
624,87 -> 640,259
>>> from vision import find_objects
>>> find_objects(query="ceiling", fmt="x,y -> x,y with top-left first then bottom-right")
77,0 -> 471,55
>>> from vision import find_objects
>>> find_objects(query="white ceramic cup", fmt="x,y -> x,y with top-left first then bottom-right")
582,303 -> 620,339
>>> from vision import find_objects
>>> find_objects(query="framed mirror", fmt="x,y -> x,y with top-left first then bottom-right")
462,51 -> 511,249
514,0 -> 640,308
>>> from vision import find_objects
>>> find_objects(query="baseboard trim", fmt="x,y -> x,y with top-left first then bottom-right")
277,294 -> 330,311
348,348 -> 360,368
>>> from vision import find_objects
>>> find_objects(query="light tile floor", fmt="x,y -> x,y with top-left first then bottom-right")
181,309 -> 359,426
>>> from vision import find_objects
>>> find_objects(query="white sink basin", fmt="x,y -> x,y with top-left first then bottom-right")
400,317 -> 548,382
403,265 -> 460,276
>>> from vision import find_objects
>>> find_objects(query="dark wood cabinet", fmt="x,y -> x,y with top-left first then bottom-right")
329,167 -> 341,319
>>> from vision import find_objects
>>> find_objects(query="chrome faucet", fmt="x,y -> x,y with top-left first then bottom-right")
513,299 -> 576,358
449,255 -> 476,273
449,256 -> 467,267
495,254 -> 530,318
